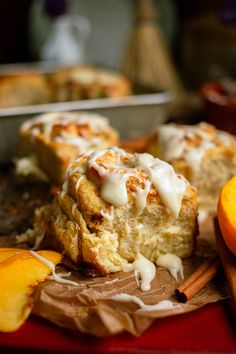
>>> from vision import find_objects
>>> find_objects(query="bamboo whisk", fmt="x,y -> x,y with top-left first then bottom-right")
122,0 -> 184,94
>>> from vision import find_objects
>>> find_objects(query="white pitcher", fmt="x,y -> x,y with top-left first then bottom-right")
40,14 -> 91,66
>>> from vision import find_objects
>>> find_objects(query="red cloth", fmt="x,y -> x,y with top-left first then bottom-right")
0,301 -> 235,353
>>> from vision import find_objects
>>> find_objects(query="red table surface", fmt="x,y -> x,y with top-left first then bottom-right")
0,301 -> 235,354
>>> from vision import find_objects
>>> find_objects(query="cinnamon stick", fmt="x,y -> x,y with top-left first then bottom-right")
175,255 -> 220,303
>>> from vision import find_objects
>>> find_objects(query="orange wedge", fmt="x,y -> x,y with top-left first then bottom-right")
218,176 -> 236,255
0,248 -> 62,332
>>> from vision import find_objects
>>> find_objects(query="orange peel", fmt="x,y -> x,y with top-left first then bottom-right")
217,176 -> 236,255
0,248 -> 62,332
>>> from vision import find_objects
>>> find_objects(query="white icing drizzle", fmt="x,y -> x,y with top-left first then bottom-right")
135,153 -> 186,217
198,207 -> 210,223
29,251 -> 79,286
69,165 -> 86,176
133,224 -> 143,248
66,148 -> 186,218
65,160 -> 76,178
218,130 -> 232,145
14,155 -> 48,181
100,206 -> 114,221
157,123 -> 232,173
111,293 -> 180,312
87,277 -> 119,289
75,175 -> 85,193
134,269 -> 140,286
136,224 -> 144,231
184,141 -> 214,173
60,180 -> 68,198
135,180 -> 151,215
47,271 -> 72,280
72,68 -> 96,84
125,219 -> 131,234
23,113 -> 58,137
31,232 -> 45,251
100,172 -> 133,207
87,149 -> 136,207
124,253 -> 156,291
31,127 -> 40,137
156,253 -> 184,280
21,112 -> 110,139
87,149 -> 109,166
72,202 -> 78,217
157,124 -> 187,162
55,132 -> 101,153
101,278 -> 119,285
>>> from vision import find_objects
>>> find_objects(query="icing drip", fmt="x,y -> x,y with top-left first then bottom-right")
135,180 -> 151,215
135,153 -> 186,217
29,251 -> 78,286
125,219 -> 131,234
157,123 -> 232,173
156,253 -> 184,280
87,149 -> 136,207
75,175 -> 85,193
22,112 -> 110,139
67,148 -> 187,218
124,253 -> 156,291
112,293 -> 180,312
100,172 -> 133,207
31,232 -> 45,251
100,206 -> 114,221
14,156 -> 48,182
134,224 -> 143,248
55,132 -> 101,152
96,278 -> 119,286
184,141 -> 214,173
198,207 -> 210,223
134,270 -> 140,286
158,125 -> 187,162
60,180 -> 68,198
69,165 -> 87,176
72,202 -> 78,217
47,271 -> 72,280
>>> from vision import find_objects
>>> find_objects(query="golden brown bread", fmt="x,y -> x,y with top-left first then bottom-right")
18,112 -> 119,185
49,65 -> 131,102
148,122 -> 236,216
0,71 -> 51,108
36,148 -> 198,275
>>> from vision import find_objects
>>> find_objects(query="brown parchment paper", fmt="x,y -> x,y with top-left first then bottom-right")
0,219 -> 228,337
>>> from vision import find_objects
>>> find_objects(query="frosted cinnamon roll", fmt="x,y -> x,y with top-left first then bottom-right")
148,122 -> 236,217
49,65 -> 131,102
38,147 -> 198,276
18,112 -> 119,184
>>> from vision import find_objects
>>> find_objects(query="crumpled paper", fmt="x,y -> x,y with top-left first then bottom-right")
31,219 -> 228,337
0,219 -> 227,337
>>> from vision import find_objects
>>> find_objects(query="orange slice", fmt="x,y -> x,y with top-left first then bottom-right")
0,249 -> 62,332
218,176 -> 236,255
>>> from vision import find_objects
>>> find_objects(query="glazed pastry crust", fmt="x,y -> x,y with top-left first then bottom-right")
0,71 -> 51,108
49,65 -> 131,102
39,149 -> 198,275
148,122 -> 236,212
19,112 -> 119,184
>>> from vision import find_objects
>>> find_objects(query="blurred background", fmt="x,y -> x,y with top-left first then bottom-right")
0,0 -> 236,89
0,0 -> 236,135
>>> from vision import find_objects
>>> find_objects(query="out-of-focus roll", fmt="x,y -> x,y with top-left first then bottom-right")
18,112 -> 119,184
148,122 -> 236,216
49,65 -> 132,102
36,147 -> 198,276
0,71 -> 51,108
